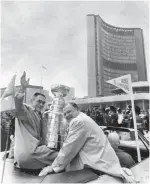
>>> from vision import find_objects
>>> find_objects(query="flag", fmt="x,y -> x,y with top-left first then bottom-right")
42,65 -> 46,70
106,74 -> 132,94
1,74 -> 16,101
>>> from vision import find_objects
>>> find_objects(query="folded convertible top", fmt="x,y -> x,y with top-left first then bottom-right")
0,159 -> 99,183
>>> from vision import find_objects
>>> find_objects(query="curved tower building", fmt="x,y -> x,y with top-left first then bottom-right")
87,14 -> 147,97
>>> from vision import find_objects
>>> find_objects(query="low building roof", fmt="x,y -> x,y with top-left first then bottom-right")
132,81 -> 150,88
70,93 -> 149,104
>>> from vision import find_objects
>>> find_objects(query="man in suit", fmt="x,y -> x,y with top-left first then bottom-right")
39,103 -> 135,183
14,72 -> 58,170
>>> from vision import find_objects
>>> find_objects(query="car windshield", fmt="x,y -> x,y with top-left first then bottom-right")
118,131 -> 145,148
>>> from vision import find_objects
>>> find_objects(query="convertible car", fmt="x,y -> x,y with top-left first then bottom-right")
0,126 -> 149,183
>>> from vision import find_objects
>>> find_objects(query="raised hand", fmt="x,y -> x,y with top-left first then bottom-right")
20,71 -> 30,90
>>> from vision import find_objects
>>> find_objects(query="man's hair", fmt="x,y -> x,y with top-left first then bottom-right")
67,102 -> 79,110
33,92 -> 46,98
117,108 -> 122,113
110,106 -> 116,113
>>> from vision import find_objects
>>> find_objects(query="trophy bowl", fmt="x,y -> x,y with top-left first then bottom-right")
51,84 -> 70,97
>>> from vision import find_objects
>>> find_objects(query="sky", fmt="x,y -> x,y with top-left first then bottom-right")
1,0 -> 149,97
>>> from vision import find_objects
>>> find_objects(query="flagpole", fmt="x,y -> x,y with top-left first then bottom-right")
40,76 -> 43,93
40,66 -> 46,93
129,76 -> 141,162
40,67 -> 43,93
1,119 -> 11,183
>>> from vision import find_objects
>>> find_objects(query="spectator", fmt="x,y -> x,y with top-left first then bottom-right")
109,106 -> 118,127
117,108 -> 124,127
90,110 -> 96,121
139,110 -> 149,131
145,111 -> 149,131
122,110 -> 132,128
135,106 -> 144,135
95,110 -> 104,126
104,107 -> 111,126
86,109 -> 91,116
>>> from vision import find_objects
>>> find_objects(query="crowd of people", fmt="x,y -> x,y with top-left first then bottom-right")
81,105 -> 149,133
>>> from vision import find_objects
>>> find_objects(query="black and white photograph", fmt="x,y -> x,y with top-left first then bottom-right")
0,0 -> 149,183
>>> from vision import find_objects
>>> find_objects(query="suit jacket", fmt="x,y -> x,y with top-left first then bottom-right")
51,112 -> 125,179
14,91 -> 58,169
114,148 -> 135,168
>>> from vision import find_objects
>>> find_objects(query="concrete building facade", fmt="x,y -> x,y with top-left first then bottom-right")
87,14 -> 147,97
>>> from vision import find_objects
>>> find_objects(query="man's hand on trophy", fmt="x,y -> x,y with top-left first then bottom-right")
39,166 -> 54,176
20,71 -> 30,90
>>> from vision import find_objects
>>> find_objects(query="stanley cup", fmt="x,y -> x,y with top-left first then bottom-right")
46,84 -> 70,149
